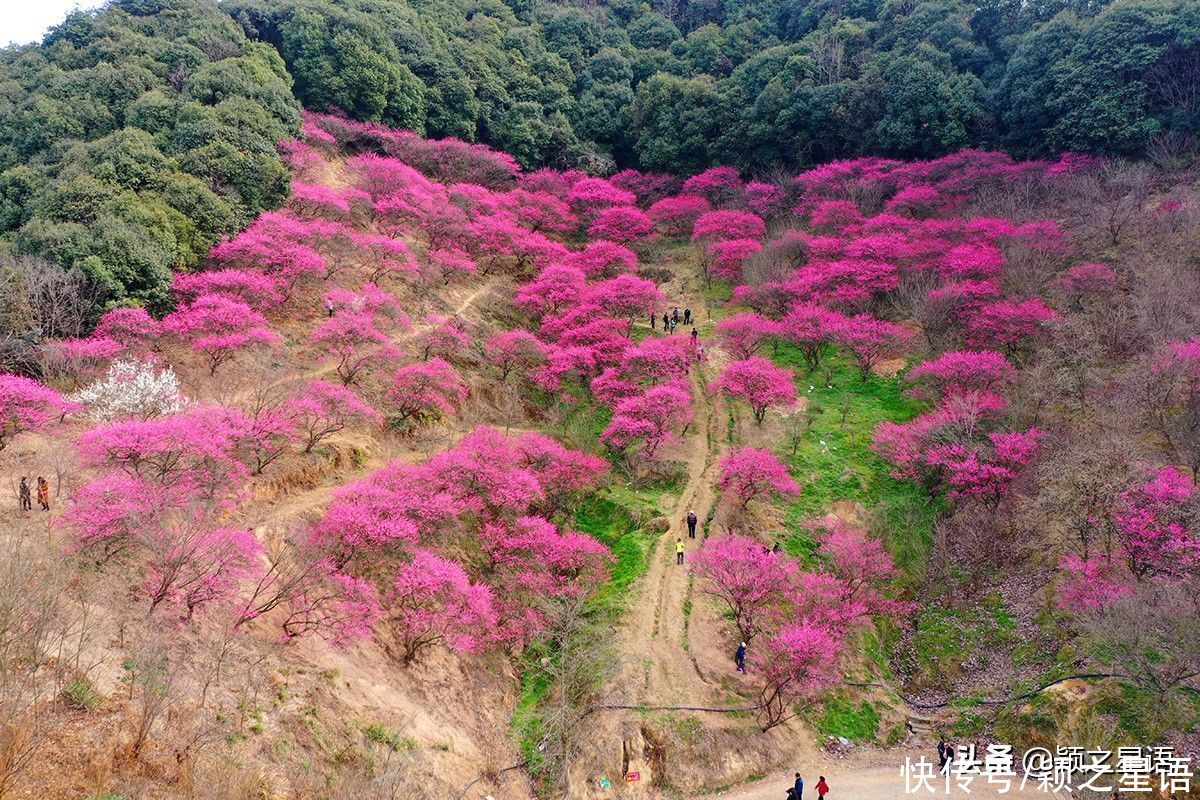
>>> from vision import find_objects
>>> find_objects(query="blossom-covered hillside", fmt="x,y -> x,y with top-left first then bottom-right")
1,111 -> 1198,799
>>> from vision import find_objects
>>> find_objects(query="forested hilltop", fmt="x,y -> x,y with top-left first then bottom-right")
1,0 -> 1197,324
227,0 -> 1199,172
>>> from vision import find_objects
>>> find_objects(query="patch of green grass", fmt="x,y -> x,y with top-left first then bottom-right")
769,347 -> 938,582
573,492 -> 656,618
815,693 -> 881,742
61,678 -> 102,711
909,593 -> 1018,689
360,722 -> 417,752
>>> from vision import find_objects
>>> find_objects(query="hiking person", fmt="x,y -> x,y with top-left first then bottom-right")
325,299 -> 335,317
662,312 -> 670,330
735,641 -> 747,673
675,538 -> 684,565
672,307 -> 680,324
793,773 -> 804,799
937,737 -> 947,769
650,312 -> 656,330
36,477 -> 49,511
690,328 -> 698,344
943,742 -> 955,771
18,477 -> 31,511
696,344 -> 705,362
686,510 -> 698,538
684,307 -> 692,325
772,541 -> 782,553
816,776 -> 829,799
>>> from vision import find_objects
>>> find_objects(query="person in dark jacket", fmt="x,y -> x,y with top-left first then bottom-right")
18,477 -> 31,511
690,328 -> 698,344
672,307 -> 680,324
937,737 -> 947,769
686,510 -> 698,538
650,312 -> 656,330
735,641 -> 747,673
793,773 -> 804,798
684,307 -> 692,325
662,312 -> 670,330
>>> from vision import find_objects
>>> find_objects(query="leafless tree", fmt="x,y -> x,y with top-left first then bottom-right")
0,257 -> 103,375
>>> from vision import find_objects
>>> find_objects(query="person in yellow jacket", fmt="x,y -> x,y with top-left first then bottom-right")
675,538 -> 685,565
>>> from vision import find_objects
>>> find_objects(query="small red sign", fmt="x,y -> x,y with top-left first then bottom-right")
625,772 -> 640,782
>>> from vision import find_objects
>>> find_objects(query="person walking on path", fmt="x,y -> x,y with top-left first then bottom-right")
672,307 -> 680,325
792,773 -> 804,799
690,328 -> 698,344
816,776 -> 829,799
684,307 -> 692,325
662,312 -> 670,330
675,538 -> 685,565
686,510 -> 698,538
937,737 -> 947,770
36,476 -> 49,511
650,312 -> 656,330
18,477 -> 31,511
735,641 -> 747,673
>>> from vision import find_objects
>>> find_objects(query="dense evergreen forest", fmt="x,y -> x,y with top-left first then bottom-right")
0,0 -> 1197,313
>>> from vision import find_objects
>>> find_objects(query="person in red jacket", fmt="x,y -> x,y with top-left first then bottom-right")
816,776 -> 829,798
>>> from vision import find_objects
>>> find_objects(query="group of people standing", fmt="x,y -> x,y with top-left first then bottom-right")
789,773 -> 831,798
18,476 -> 50,511
651,305 -> 693,333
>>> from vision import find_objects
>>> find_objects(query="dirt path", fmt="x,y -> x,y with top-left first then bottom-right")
721,755 -> 1070,800
611,282 -> 727,707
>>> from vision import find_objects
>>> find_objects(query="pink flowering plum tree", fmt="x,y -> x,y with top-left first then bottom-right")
514,264 -> 586,318
164,294 -> 280,375
285,380 -> 383,453
706,238 -> 762,282
601,382 -> 694,465
76,406 -> 254,501
386,551 -> 498,663
964,297 -> 1060,353
718,447 -> 800,510
682,167 -> 744,206
0,374 -> 68,451
753,621 -> 843,730
692,210 -> 766,243
588,206 -> 656,245
778,303 -> 848,372
423,246 -> 477,286
415,315 -> 472,362
808,516 -> 902,617
648,194 -> 711,236
310,309 -> 404,386
744,181 -> 788,217
386,358 -> 468,426
485,330 -> 547,381
716,313 -> 779,359
693,534 -> 798,643
906,350 -> 1017,400
1055,553 -> 1136,612
567,177 -> 636,219
1113,467 -> 1199,579
710,357 -> 797,424
568,241 -> 638,279
93,307 -> 162,354
584,274 -> 665,331
834,315 -> 912,381
173,269 -> 285,311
